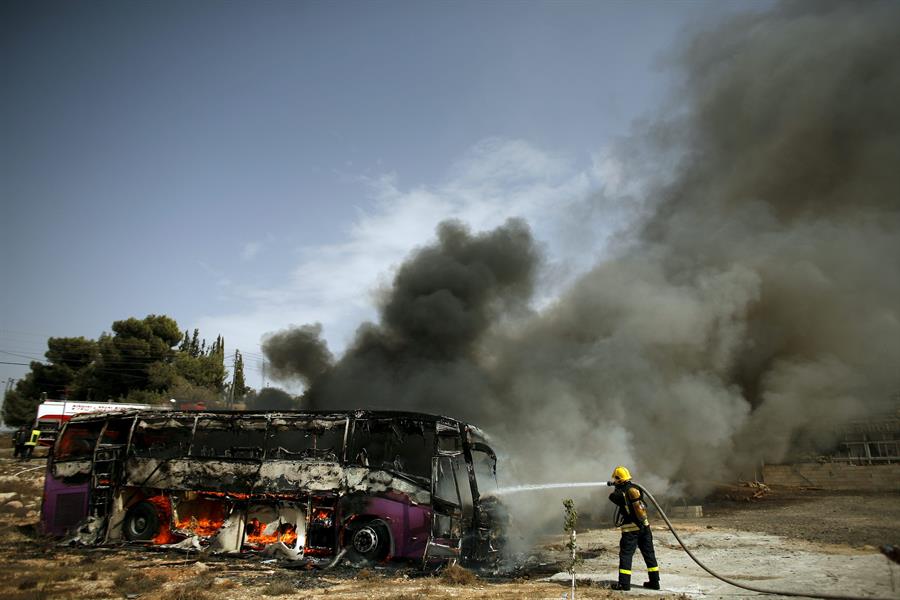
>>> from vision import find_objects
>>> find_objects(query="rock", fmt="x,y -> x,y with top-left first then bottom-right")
192,561 -> 210,572
0,492 -> 18,503
26,510 -> 38,518
6,500 -> 24,510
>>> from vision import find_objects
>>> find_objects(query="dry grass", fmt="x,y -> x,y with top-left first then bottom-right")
162,572 -> 252,600
439,563 -> 477,585
215,577 -> 239,589
261,580 -> 296,596
5,590 -> 51,600
0,472 -> 43,490
355,567 -> 380,580
111,569 -> 165,597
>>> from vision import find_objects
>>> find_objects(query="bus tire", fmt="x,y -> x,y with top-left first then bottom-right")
345,518 -> 391,563
123,502 -> 162,541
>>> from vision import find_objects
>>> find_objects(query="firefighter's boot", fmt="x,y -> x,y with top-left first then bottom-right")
642,569 -> 660,590
612,571 -> 631,591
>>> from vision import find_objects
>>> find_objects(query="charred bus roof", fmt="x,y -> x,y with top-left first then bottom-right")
65,408 -> 477,426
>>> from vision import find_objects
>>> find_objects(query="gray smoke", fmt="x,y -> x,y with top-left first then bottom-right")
306,218 -> 538,412
264,1 -> 900,498
262,323 -> 334,385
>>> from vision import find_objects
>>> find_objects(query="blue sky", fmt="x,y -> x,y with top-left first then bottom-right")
1,1 -> 751,390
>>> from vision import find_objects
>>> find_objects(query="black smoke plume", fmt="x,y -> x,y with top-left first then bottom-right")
280,218 -> 538,412
262,323 -> 333,385
264,1 -> 900,496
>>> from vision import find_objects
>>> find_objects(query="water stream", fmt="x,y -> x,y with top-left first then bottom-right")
493,481 -> 609,495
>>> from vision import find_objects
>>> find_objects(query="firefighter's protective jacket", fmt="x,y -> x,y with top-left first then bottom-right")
609,481 -> 650,533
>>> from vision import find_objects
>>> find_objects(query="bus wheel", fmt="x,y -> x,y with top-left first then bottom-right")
346,519 -> 391,563
123,502 -> 162,541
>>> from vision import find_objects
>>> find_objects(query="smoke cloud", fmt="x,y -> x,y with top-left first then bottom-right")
303,218 -> 538,412
262,323 -> 334,385
264,1 -> 900,499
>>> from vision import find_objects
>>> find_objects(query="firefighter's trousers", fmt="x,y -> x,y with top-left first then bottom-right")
618,527 -> 659,586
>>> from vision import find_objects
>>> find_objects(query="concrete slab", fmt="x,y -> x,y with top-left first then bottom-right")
546,524 -> 898,599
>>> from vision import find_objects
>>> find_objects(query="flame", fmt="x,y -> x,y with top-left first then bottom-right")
202,491 -> 251,500
141,494 -> 309,549
244,518 -> 298,546
144,495 -> 180,545
174,514 -> 226,537
312,508 -> 331,523
172,499 -> 227,537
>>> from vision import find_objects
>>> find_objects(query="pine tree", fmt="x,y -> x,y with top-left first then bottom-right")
2,388 -> 39,427
190,329 -> 200,357
179,330 -> 190,353
233,350 -> 249,400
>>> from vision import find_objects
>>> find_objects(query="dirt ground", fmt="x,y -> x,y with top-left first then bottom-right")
1,448 -> 898,600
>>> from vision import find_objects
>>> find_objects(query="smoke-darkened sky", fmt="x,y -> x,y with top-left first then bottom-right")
1,0 -> 751,387
260,1 -> 900,500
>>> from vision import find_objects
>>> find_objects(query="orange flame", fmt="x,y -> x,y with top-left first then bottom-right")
174,515 -> 226,537
142,494 -> 307,549
172,499 -> 227,537
244,518 -> 298,546
144,495 -> 180,544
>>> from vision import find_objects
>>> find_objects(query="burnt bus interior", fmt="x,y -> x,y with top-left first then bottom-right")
41,410 -> 505,567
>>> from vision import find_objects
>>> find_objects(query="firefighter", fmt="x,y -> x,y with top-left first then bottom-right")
12,427 -> 28,458
608,465 -> 659,591
22,427 -> 41,459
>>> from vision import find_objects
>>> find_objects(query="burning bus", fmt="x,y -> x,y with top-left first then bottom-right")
40,410 -> 506,567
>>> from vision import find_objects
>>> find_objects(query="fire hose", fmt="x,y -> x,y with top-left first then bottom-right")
631,483 -> 896,600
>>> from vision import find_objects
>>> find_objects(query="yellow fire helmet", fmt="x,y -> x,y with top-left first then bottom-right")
611,465 -> 632,483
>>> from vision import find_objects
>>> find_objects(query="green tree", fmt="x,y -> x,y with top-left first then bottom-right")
1,336 -> 99,424
233,350 -> 249,400
178,330 -> 191,353
89,315 -> 182,401
45,337 -> 98,371
189,328 -> 201,358
2,388 -> 39,426
3,315 -> 230,417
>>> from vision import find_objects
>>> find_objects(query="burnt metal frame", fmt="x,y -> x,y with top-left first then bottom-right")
49,409 -> 494,563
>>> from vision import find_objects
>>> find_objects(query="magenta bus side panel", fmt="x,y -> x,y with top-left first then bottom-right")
365,496 -> 431,559
40,471 -> 90,536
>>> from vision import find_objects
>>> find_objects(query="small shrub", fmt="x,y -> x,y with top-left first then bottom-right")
113,571 -> 164,597
356,568 -> 380,580
171,574 -> 217,600
17,579 -> 38,590
8,590 -> 50,600
50,565 -> 82,582
215,578 -> 238,589
438,564 -> 476,585
262,580 -> 296,596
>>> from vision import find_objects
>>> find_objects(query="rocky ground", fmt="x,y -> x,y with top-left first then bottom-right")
1,447 -> 898,600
